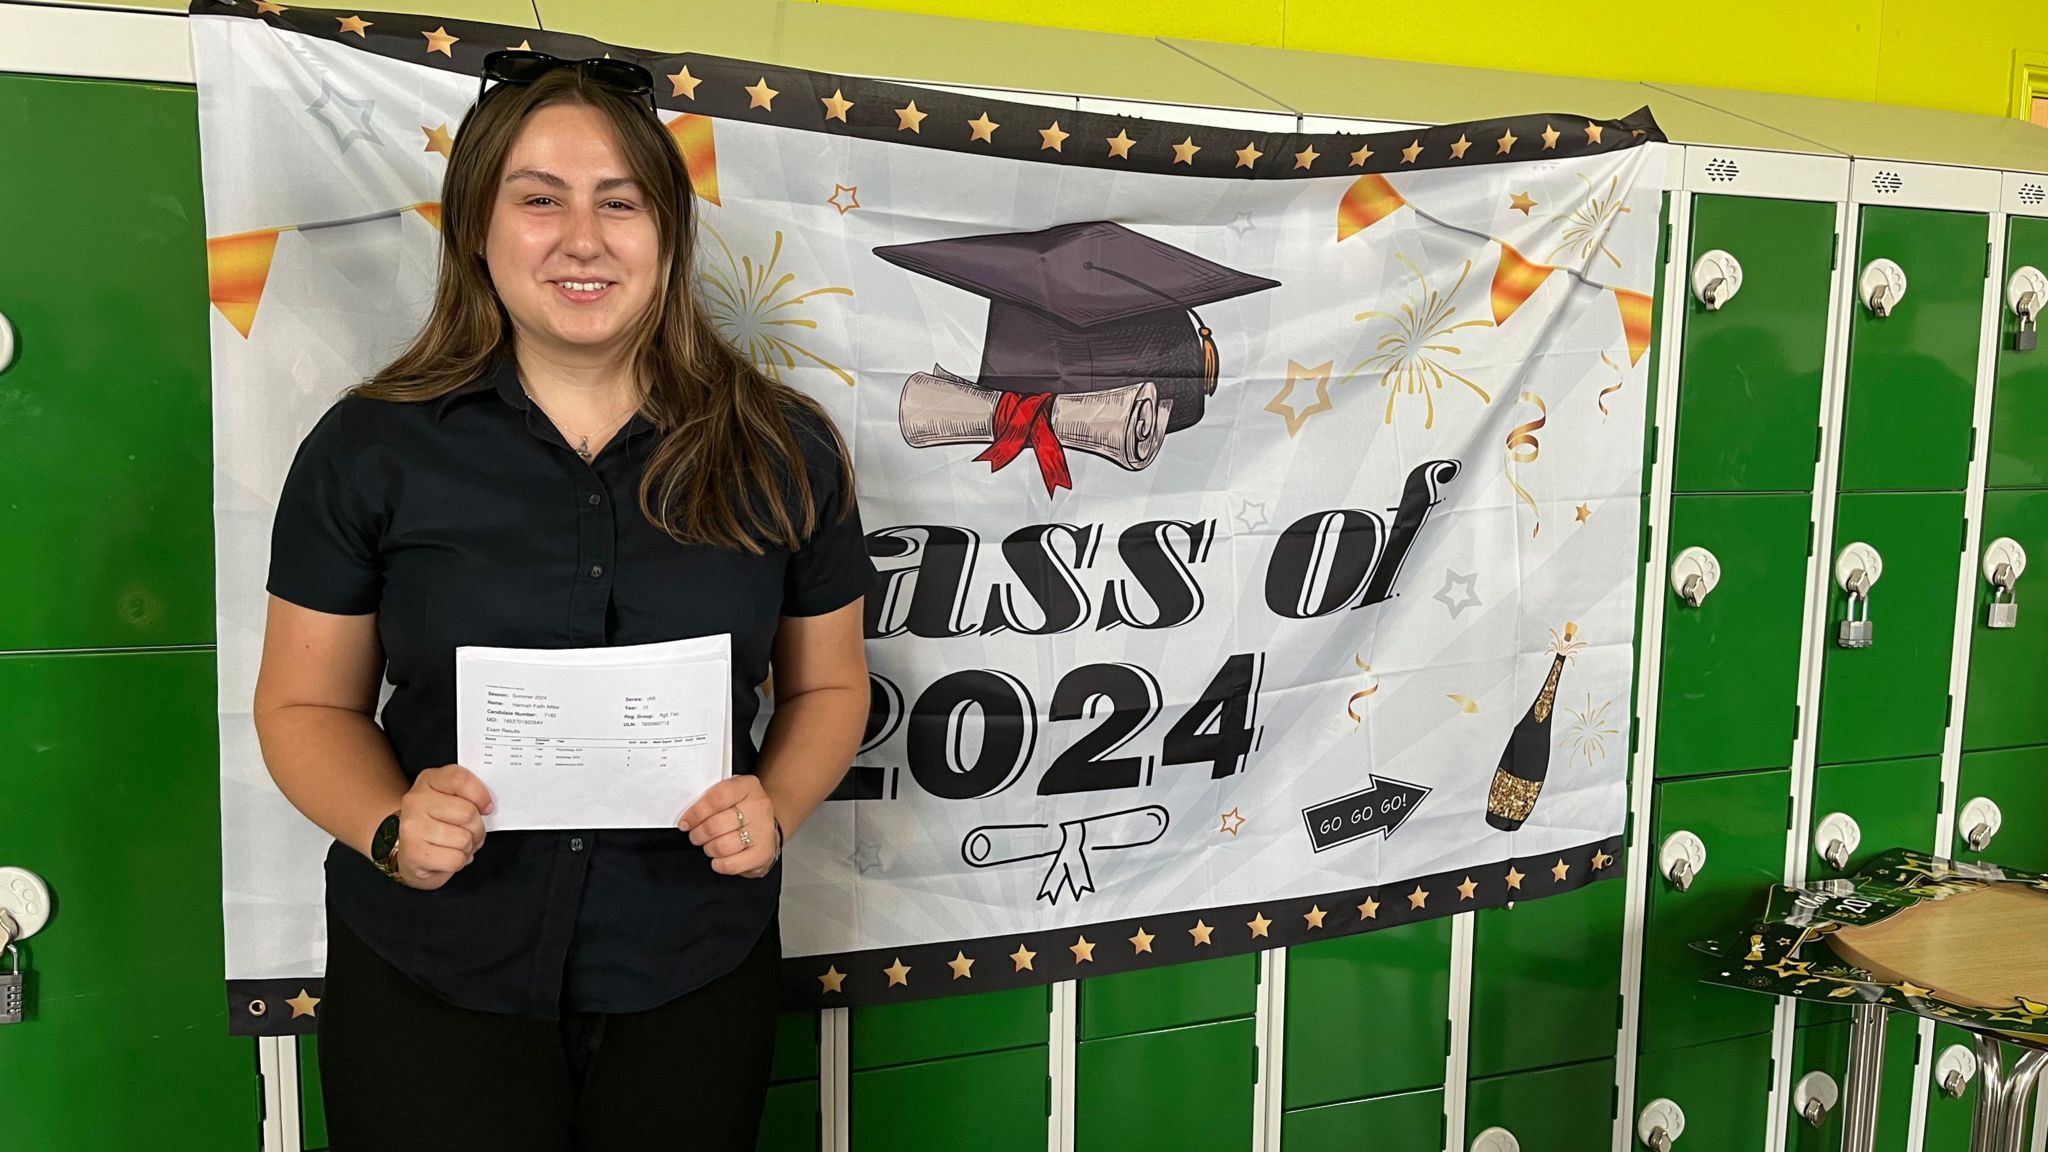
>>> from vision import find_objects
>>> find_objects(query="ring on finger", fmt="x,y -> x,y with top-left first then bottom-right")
739,829 -> 754,848
734,805 -> 747,830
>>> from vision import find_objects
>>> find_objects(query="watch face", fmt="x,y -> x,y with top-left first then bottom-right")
371,813 -> 401,860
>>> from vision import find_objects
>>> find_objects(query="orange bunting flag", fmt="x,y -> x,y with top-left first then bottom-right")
1490,242 -> 1555,326
667,113 -> 720,206
207,229 -> 282,339
1614,288 -> 1654,365
410,201 -> 443,232
1336,174 -> 1405,242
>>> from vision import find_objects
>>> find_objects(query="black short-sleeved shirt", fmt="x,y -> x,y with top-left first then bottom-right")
267,352 -> 874,1019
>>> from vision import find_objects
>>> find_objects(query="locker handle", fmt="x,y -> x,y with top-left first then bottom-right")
1637,1099 -> 1685,1149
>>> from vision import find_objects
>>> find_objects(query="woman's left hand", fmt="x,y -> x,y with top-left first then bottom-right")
679,776 -> 780,878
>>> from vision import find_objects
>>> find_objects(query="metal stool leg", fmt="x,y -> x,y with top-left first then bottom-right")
1841,1004 -> 1888,1152
1969,1035 -> 2048,1152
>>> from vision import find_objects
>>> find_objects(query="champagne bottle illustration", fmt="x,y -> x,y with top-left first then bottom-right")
1485,622 -> 1584,832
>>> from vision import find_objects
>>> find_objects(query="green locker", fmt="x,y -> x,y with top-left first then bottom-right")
1672,195 -> 1838,495
1985,215 -> 2048,488
1963,488 -> 2048,750
850,985 -> 1048,1069
1078,953 -> 1258,1040
1656,494 -> 1813,778
1836,206 -> 1987,494
0,74 -> 216,652
1920,1024 -> 2002,1152
849,1046 -> 1047,1152
1634,1032 -> 1774,1152
1805,756 -> 1941,882
757,1080 -> 820,1152
1075,1018 -> 1256,1151
1954,746 -> 2048,870
1468,877 -> 1623,1077
0,652 -> 257,1149
1282,918 -> 1452,1108
1465,1058 -> 1617,1152
1641,769 -> 1790,1053
1814,495 -> 1967,765
1782,1015 -> 1920,1152
1280,1087 -> 1444,1152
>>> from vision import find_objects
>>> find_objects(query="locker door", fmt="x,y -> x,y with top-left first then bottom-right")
1984,215 -> 2048,488
849,983 -> 1051,1145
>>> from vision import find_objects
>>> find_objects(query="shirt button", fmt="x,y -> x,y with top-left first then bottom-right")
570,837 -> 585,852
586,493 -> 601,507
589,564 -> 604,578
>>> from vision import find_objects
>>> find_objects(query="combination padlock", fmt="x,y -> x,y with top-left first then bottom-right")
0,945 -> 23,1025
1988,581 -> 2019,629
1839,588 -> 1873,648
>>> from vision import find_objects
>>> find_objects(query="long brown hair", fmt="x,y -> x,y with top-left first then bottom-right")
353,67 -> 851,555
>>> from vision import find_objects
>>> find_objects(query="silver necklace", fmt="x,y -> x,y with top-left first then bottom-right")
524,390 -> 640,461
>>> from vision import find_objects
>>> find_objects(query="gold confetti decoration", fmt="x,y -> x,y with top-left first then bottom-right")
1346,653 -> 1379,726
1447,693 -> 1479,713
1597,351 -> 1626,416
1503,392 -> 1548,537
1345,255 -> 1494,430
699,225 -> 855,386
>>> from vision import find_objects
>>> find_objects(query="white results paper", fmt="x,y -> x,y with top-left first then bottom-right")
455,635 -> 733,831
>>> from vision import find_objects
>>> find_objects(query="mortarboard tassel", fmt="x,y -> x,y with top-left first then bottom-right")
1193,310 -> 1218,396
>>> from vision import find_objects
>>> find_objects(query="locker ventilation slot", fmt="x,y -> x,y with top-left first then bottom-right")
1872,170 -> 1904,194
1704,157 -> 1739,182
2021,182 -> 2046,206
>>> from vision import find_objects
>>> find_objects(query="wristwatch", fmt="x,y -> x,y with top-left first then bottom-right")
370,812 -> 405,884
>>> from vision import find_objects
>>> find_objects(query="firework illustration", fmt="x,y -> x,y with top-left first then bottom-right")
1546,173 -> 1631,269
698,224 -> 856,386
1343,254 -> 1494,430
1560,692 -> 1621,767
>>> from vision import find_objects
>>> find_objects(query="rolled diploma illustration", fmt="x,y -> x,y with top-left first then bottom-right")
963,806 -> 1171,905
898,369 -> 1173,471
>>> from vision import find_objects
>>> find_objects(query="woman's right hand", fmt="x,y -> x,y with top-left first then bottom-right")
393,764 -> 495,890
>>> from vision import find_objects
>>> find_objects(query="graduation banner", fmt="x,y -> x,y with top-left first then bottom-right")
196,1 -> 1666,1031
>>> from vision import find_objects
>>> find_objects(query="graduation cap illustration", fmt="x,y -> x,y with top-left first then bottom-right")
874,221 -> 1281,495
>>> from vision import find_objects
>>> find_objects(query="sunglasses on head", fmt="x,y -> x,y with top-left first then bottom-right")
477,49 -> 658,114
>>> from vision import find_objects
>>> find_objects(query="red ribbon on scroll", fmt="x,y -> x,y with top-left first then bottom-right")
974,391 -> 1073,494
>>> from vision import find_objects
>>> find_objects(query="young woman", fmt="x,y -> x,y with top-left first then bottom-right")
251,53 -> 872,1150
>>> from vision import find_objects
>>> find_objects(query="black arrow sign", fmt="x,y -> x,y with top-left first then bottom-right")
1300,775 -> 1432,852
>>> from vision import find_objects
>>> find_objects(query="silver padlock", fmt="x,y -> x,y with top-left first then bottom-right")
1988,565 -> 2019,629
1839,587 -> 1873,648
0,945 -> 23,1025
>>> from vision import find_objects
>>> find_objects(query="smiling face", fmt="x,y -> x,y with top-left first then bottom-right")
483,101 -> 664,364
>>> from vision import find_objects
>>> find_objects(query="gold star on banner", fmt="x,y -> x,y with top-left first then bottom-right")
745,78 -> 779,111
1039,121 -> 1069,151
1767,957 -> 1813,979
1070,935 -> 1096,963
1496,129 -> 1518,154
947,951 -> 975,979
1401,139 -> 1424,163
1506,867 -> 1525,890
515,40 -> 531,51
1457,876 -> 1479,900
1171,137 -> 1201,164
286,988 -> 320,1018
883,957 -> 910,987
1509,191 -> 1537,214
1408,886 -> 1429,909
1189,920 -> 1215,946
422,123 -> 455,159
1247,913 -> 1272,938
1235,142 -> 1263,169
422,26 -> 458,56
337,14 -> 371,35
819,966 -> 846,993
255,1 -> 288,13
1010,943 -> 1036,971
1541,124 -> 1561,149
1551,859 -> 1571,882
1584,121 -> 1604,144
668,67 -> 701,99
1293,145 -> 1320,170
1129,927 -> 1155,954
1266,359 -> 1336,437
1219,807 -> 1247,836
1358,896 -> 1381,919
968,112 -> 1000,143
1897,981 -> 1932,999
1349,142 -> 1374,166
1575,503 -> 1593,524
895,101 -> 928,133
1304,905 -> 1327,929
819,88 -> 852,121
827,184 -> 860,215
1106,129 -> 1136,159
1592,850 -> 1614,870
1450,134 -> 1472,159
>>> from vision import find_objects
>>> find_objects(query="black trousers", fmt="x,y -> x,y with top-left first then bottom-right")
317,906 -> 782,1152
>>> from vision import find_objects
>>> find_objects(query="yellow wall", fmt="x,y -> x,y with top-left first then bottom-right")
815,0 -> 2048,118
